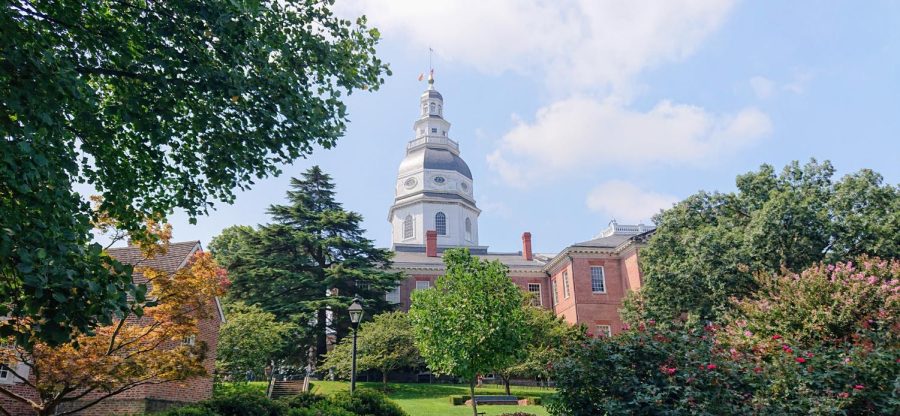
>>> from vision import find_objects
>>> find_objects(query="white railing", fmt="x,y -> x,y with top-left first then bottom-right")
407,136 -> 459,151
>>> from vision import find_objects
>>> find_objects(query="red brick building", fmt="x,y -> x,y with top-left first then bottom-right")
0,241 -> 224,415
386,76 -> 653,336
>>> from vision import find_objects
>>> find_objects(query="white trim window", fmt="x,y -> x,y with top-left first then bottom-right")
527,283 -> 542,306
415,280 -> 431,291
435,212 -> 447,235
403,215 -> 414,239
385,286 -> 401,304
596,325 -> 612,338
551,279 -> 558,306
563,271 -> 570,299
591,266 -> 606,293
0,364 -> 10,382
465,218 -> 472,241
181,335 -> 197,347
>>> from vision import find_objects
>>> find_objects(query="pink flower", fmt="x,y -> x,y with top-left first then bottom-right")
744,330 -> 753,337
795,357 -> 806,363
837,392 -> 849,399
753,367 -> 763,374
660,366 -> 677,376
706,364 -> 717,370
854,385 -> 864,390
782,345 -> 794,354
772,334 -> 782,340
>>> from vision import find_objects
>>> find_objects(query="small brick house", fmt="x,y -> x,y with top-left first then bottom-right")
0,241 -> 224,415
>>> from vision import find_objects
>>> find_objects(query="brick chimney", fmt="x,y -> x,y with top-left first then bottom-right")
522,232 -> 533,261
426,230 -> 438,257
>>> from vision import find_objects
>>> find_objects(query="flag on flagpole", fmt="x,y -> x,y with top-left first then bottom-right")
417,73 -> 425,81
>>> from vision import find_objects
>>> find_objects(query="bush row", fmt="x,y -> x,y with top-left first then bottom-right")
155,388 -> 406,416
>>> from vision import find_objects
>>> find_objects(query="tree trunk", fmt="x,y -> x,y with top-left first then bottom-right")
502,374 -> 511,395
382,369 -> 388,391
316,308 -> 328,369
469,378 -> 478,416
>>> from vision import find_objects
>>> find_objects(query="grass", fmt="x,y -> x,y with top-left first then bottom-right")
216,381 -> 555,416
311,381 -> 554,416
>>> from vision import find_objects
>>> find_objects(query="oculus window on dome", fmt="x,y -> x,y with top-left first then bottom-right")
435,212 -> 447,235
433,176 -> 445,184
404,177 -> 417,189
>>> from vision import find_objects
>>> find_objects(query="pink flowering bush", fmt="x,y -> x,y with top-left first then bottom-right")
548,258 -> 899,415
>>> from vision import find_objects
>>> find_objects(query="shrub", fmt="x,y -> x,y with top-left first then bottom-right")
201,391 -> 288,416
549,258 -> 900,416
280,392 -> 327,410
449,395 -> 470,405
154,405 -> 218,416
286,403 -> 355,416
329,388 -> 407,416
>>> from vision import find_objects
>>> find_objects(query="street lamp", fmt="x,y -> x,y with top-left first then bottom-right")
348,297 -> 364,394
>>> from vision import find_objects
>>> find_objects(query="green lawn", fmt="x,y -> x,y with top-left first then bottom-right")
215,380 -> 555,416
311,381 -> 554,416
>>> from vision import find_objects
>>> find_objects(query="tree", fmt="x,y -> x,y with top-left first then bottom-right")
1,0 -> 389,348
627,160 -> 900,322
217,302 -> 297,381
0,241 -> 229,416
211,166 -> 403,368
323,311 -> 421,390
409,248 -> 527,416
496,303 -> 586,394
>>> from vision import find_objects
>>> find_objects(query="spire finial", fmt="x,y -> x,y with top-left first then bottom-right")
427,47 -> 435,87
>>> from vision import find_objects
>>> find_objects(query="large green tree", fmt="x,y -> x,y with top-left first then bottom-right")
217,302 -> 297,380
210,166 -> 402,368
1,0 -> 388,347
409,248 -> 527,416
323,311 -> 422,390
496,303 -> 586,394
625,160 -> 900,322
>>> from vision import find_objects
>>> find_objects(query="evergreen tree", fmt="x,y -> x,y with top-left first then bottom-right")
210,166 -> 402,368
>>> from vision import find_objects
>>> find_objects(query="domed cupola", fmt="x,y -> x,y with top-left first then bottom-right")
388,74 -> 482,251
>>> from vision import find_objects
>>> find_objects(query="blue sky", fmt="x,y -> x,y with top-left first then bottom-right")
161,0 -> 899,254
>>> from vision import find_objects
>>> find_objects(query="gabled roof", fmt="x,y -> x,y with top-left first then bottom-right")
106,241 -> 226,322
107,241 -> 201,284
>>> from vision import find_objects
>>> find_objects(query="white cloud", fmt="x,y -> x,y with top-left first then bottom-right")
749,76 -> 775,99
340,0 -> 736,94
585,180 -> 678,223
487,97 -> 772,187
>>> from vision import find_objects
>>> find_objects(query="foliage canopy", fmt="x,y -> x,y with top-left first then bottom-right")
1,0 -> 388,347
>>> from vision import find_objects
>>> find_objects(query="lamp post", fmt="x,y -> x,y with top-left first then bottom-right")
348,297 -> 364,395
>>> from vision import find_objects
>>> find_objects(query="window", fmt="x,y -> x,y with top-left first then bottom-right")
430,102 -> 436,113
415,280 -> 431,291
551,279 -> 558,306
591,266 -> 606,293
431,127 -> 437,133
563,271 -> 570,299
596,325 -> 612,338
181,335 -> 196,347
385,286 -> 401,304
465,218 -> 472,240
438,105 -> 442,115
422,104 -> 428,115
0,364 -> 9,381
528,283 -> 542,306
435,212 -> 446,235
403,215 -> 414,239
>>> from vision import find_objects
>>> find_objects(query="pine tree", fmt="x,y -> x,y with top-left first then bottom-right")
211,166 -> 402,368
